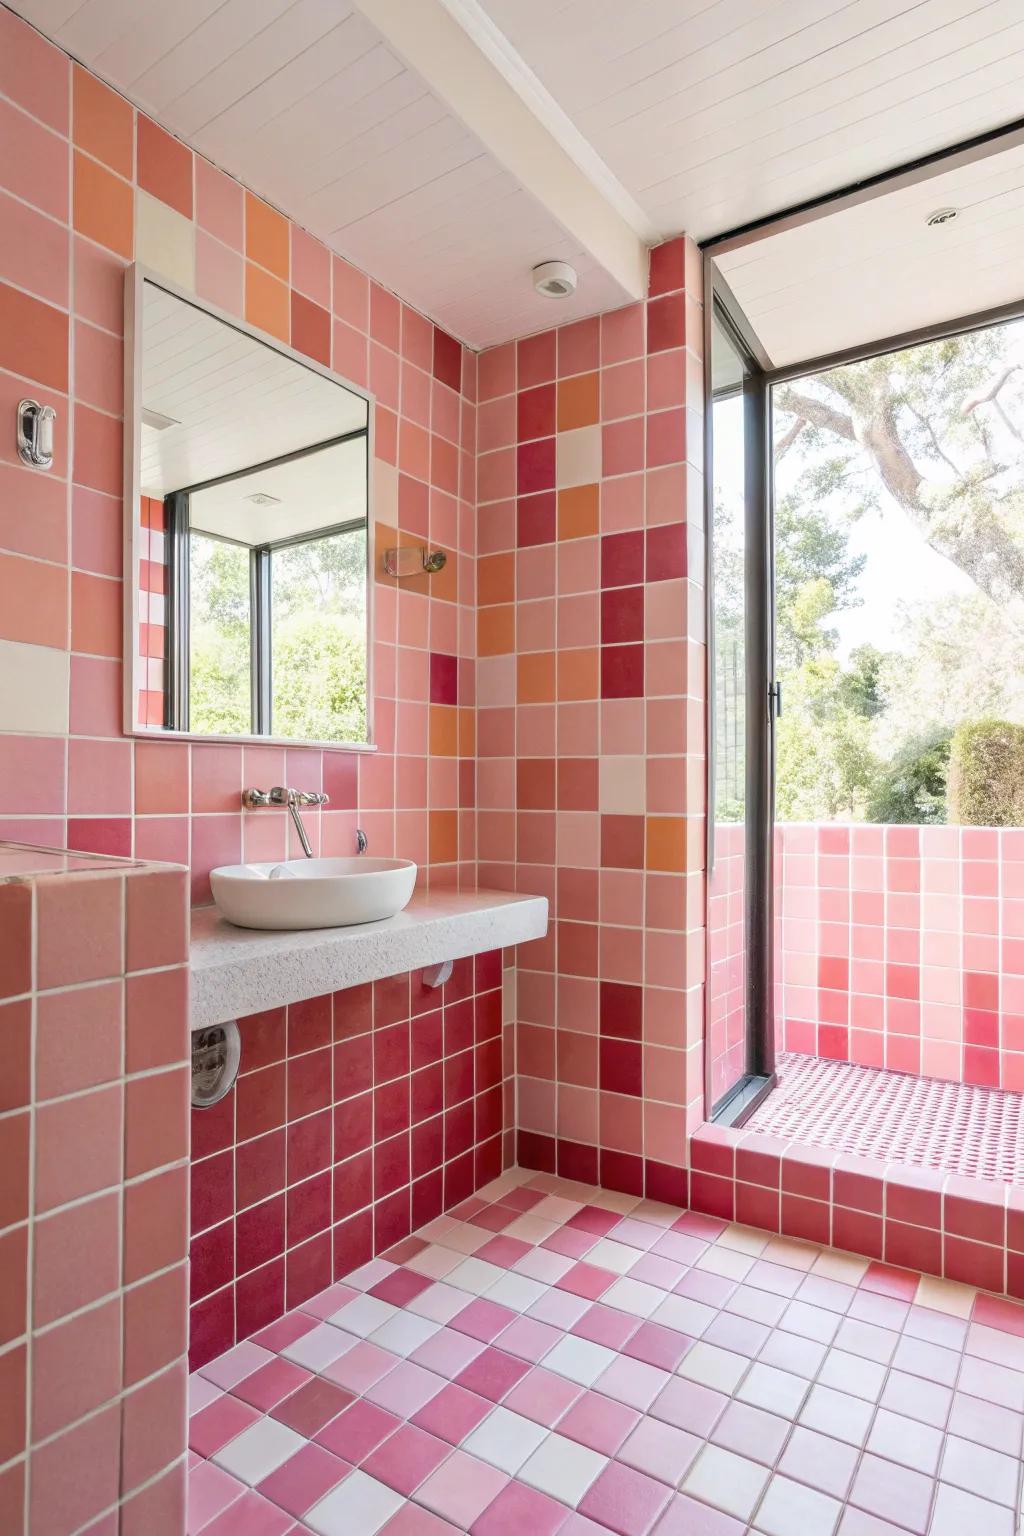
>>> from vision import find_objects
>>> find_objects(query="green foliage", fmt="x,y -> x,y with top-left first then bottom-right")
948,720 -> 1024,827
272,612 -> 366,742
864,728 -> 951,824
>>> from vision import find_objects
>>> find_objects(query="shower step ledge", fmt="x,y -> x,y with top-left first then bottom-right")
189,888 -> 547,1030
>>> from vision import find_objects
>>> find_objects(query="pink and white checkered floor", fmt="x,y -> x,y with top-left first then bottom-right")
188,1169 -> 1024,1536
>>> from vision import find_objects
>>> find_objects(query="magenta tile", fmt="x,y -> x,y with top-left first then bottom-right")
471,1479 -> 567,1536
199,1490 -> 294,1535
455,1347 -> 531,1402
251,1313 -> 318,1353
572,1304 -> 641,1352
476,1236 -> 532,1267
416,1450 -> 509,1528
362,1423 -> 452,1495
381,1505 -> 462,1536
256,1443 -> 349,1517
578,1460 -> 672,1536
233,1359 -> 312,1412
370,1269 -> 434,1307
324,1341 -> 399,1395
503,1365 -> 582,1426
568,1207 -> 623,1237
543,1227 -> 599,1260
451,1299 -> 519,1343
497,1315 -> 562,1363
188,1460 -> 248,1532
622,1322 -> 691,1373
559,1388 -> 640,1454
188,1395 -> 260,1457
556,1262 -> 618,1301
411,1382 -> 493,1445
410,1327 -> 485,1380
316,1399 -> 402,1463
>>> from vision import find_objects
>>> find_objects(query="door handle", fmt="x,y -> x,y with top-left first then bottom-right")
770,680 -> 782,719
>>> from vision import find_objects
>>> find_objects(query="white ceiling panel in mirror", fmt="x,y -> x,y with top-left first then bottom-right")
124,267 -> 373,749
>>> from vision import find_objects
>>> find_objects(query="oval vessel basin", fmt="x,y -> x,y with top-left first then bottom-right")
210,856 -> 417,930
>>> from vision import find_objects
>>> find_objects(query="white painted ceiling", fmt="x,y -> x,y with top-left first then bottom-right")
715,138 -> 1024,367
189,439 -> 367,545
141,279 -> 366,497
14,0 -> 1024,349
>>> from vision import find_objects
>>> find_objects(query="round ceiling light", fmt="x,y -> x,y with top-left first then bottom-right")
926,207 -> 959,227
533,260 -> 578,298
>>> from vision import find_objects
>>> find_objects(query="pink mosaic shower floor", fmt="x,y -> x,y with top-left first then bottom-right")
748,1054 -> 1024,1183
188,1169 -> 1024,1536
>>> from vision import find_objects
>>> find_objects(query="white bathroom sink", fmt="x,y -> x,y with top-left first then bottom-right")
209,856 -> 417,931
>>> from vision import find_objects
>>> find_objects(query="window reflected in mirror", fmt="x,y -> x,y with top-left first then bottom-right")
132,277 -> 370,744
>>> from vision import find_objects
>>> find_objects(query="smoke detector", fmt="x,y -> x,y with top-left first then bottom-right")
533,261 -> 578,299
245,492 -> 282,506
926,207 -> 959,227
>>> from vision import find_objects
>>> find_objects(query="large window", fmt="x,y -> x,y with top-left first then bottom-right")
772,314 -> 1024,827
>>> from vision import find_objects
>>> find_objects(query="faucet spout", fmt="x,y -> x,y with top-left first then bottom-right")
242,786 -> 329,859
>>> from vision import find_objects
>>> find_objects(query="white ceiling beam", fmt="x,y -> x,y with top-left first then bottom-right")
349,0 -> 651,303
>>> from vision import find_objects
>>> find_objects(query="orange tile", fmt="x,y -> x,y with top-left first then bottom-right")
557,371 -> 599,432
0,283 -> 67,393
71,570 -> 121,657
558,483 -> 599,540
73,151 -> 132,259
245,262 -> 289,343
458,706 -> 476,758
517,651 -> 556,704
72,65 -> 132,178
245,192 -> 289,280
646,815 -> 686,872
428,704 -> 458,757
0,553 -> 66,648
429,810 -> 458,864
557,647 -> 599,700
136,115 -> 192,218
477,551 -> 515,606
477,604 -> 515,657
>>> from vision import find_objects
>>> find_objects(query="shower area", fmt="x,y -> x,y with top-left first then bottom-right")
700,218 -> 1024,1284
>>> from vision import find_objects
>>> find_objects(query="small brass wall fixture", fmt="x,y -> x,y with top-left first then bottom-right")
382,546 -> 447,577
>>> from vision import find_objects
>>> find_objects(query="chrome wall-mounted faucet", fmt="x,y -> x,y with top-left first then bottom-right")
243,786 -> 329,858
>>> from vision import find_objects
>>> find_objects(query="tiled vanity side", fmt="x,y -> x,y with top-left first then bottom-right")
0,858 -> 190,1536
189,949 -> 510,1369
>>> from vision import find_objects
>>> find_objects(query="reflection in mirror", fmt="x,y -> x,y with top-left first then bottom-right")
130,276 -> 370,744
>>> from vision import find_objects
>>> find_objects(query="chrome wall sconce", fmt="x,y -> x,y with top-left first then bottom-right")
382,546 -> 447,577
17,399 -> 56,470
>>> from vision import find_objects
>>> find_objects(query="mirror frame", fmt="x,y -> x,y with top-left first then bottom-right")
123,262 -> 376,751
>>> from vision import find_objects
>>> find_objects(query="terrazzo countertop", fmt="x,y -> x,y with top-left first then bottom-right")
189,888 -> 548,1029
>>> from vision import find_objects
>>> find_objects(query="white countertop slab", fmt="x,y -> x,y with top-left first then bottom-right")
190,888 -> 548,1029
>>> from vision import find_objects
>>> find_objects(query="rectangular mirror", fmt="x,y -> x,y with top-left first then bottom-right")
125,268 -> 372,746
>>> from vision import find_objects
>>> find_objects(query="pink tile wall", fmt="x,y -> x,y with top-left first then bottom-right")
777,823 -> 1024,1091
474,240 -> 707,1201
706,819 -> 746,1109
188,953 -> 509,1371
0,847 -> 190,1535
0,8 -> 477,903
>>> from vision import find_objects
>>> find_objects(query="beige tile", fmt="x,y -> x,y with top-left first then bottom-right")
135,190 -> 194,288
599,755 -> 645,814
556,425 -> 601,488
915,1274 -> 975,1317
0,638 -> 69,733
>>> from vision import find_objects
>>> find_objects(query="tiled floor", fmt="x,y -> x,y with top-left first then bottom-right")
748,1053 -> 1024,1182
188,1168 -> 1024,1536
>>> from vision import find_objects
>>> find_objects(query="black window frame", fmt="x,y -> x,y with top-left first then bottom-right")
164,429 -> 369,737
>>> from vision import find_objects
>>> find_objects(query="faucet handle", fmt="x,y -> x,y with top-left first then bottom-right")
243,787 -> 330,808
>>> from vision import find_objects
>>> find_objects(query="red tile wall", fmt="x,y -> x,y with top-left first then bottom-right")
777,823 -> 1024,1091
188,952 -> 508,1369
0,7 -> 477,903
474,239 -> 707,1201
0,850 -> 190,1535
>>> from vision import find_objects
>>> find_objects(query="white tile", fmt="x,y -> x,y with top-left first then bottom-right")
755,1474 -> 842,1536
652,1294 -> 716,1336
586,1238 -> 643,1274
504,1214 -> 559,1245
446,1258 -> 505,1295
603,1277 -> 666,1319
716,1225 -> 770,1257
407,1282 -> 475,1324
486,1272 -> 547,1313
865,1409 -> 942,1476
188,1373 -> 222,1416
543,1335 -> 619,1386
280,1322 -> 355,1371
519,1432 -> 605,1505
462,1407 -> 548,1474
817,1349 -> 886,1403
940,1434 -> 1019,1507
736,1363 -> 809,1419
0,640 -> 68,734
797,1385 -> 874,1447
346,1259 -> 397,1292
212,1417 -> 305,1484
677,1342 -> 749,1395
306,1469 -> 404,1536
441,1222 -> 491,1255
810,1251 -> 869,1286
532,1195 -> 583,1224
136,190 -> 194,289
555,425 -> 601,488
368,1311 -> 441,1358
599,756 -> 646,815
199,1340 -> 274,1390
405,1245 -> 463,1280
514,1248 -> 574,1284
328,1295 -> 400,1338
695,1245 -> 754,1281
929,1482 -> 1016,1536
682,1444 -> 770,1521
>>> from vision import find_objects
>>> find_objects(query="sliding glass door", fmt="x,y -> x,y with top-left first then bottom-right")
705,299 -> 776,1122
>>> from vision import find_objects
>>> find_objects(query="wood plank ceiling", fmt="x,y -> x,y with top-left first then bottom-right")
13,0 -> 1024,355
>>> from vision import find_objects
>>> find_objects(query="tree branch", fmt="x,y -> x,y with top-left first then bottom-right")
774,387 -> 855,443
